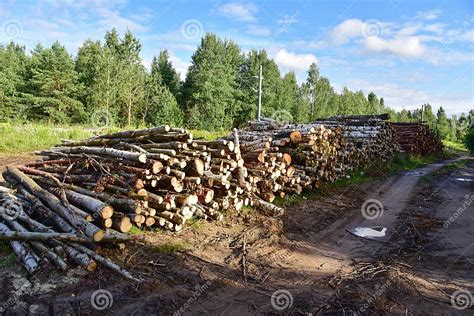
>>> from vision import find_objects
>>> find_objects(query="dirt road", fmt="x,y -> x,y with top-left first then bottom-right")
0,156 -> 472,315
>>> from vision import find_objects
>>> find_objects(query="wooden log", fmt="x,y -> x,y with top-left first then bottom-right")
53,146 -> 147,164
0,222 -> 39,273
5,167 -> 105,242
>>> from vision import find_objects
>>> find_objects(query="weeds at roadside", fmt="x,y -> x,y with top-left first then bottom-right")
0,253 -> 16,269
128,226 -> 142,235
152,241 -> 190,254
187,218 -> 204,230
240,206 -> 256,215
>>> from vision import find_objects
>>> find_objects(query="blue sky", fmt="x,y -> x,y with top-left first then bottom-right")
0,0 -> 472,115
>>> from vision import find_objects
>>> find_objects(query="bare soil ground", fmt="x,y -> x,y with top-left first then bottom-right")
0,154 -> 472,315
0,153 -> 36,181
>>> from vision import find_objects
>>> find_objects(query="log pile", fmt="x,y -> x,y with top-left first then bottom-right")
0,125 -> 288,276
2,126 -> 283,236
0,176 -> 137,280
389,122 -> 443,155
236,114 -> 400,190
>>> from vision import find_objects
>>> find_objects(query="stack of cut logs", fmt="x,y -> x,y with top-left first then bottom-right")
0,125 -> 281,276
236,114 -> 400,191
389,122 -> 443,155
0,180 -> 137,280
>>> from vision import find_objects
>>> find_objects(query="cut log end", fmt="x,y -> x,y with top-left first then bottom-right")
93,230 -> 105,242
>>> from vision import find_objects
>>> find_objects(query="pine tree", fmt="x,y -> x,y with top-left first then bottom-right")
422,104 -> 437,128
0,42 -> 29,120
27,41 -> 84,123
367,92 -> 379,114
279,71 -> 299,122
436,106 -> 450,139
156,50 -> 181,98
142,57 -> 183,127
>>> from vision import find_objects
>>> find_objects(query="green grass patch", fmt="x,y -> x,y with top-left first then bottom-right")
152,241 -> 190,254
187,218 -> 204,230
240,205 -> 257,214
443,140 -> 468,158
0,253 -> 16,269
128,225 -> 142,235
0,123 -> 112,153
190,129 -> 229,141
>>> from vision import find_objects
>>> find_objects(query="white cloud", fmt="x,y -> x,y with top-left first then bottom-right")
95,8 -> 148,33
425,48 -> 474,65
273,49 -> 319,71
247,24 -> 271,36
217,2 -> 257,22
460,29 -> 474,42
423,23 -> 445,34
361,36 -> 426,58
169,54 -> 190,81
415,9 -> 441,21
330,18 -> 365,44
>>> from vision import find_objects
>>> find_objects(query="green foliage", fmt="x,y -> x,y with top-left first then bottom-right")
464,127 -> 474,154
156,50 -> 181,98
0,30 -> 470,137
0,253 -> 16,269
182,33 -> 244,130
436,106 -> 450,139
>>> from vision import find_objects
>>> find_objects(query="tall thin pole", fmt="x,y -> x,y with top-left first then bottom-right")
257,65 -> 263,121
421,104 -> 424,122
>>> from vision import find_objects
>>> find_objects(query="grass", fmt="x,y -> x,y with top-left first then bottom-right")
240,205 -> 257,214
0,123 -> 101,153
152,241 -> 190,254
443,140 -> 468,158
0,253 -> 16,269
186,218 -> 204,230
128,225 -> 142,235
0,241 -> 15,269
190,129 -> 228,141
0,123 -> 228,154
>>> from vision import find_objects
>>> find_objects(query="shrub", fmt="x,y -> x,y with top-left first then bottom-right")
464,127 -> 474,154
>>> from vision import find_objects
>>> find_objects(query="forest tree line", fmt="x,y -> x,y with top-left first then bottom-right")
0,29 -> 472,143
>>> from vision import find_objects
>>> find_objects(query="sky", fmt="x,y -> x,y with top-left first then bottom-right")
0,0 -> 473,116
